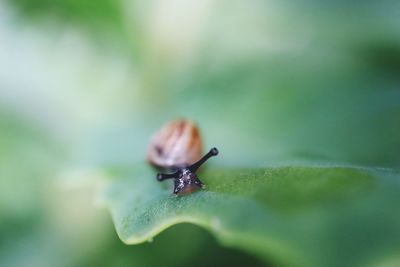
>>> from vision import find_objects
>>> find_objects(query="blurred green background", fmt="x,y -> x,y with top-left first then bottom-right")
0,0 -> 399,266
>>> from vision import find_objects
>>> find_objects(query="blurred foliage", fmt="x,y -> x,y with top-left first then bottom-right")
8,0 -> 123,32
1,0 -> 400,266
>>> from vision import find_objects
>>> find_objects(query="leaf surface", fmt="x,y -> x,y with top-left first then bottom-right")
102,165 -> 400,267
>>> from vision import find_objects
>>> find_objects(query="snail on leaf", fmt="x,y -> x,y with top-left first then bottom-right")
147,119 -> 219,195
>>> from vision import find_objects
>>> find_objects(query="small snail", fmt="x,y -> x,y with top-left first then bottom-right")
147,119 -> 218,195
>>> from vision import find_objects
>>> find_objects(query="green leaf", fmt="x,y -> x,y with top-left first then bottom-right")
101,165 -> 400,267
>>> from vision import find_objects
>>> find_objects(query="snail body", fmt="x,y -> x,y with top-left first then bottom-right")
147,119 -> 218,195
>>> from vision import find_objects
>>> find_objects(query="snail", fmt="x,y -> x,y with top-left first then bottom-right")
147,119 -> 218,195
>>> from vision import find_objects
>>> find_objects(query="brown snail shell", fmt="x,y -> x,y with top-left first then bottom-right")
147,119 -> 203,169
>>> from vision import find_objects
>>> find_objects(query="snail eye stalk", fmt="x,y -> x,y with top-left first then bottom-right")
156,147 -> 219,195
188,147 -> 219,173
156,172 -> 179,181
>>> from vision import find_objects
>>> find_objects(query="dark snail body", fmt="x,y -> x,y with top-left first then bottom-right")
147,119 -> 218,195
157,148 -> 219,195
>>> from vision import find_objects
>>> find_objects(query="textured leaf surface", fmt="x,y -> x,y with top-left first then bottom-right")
102,165 -> 400,267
